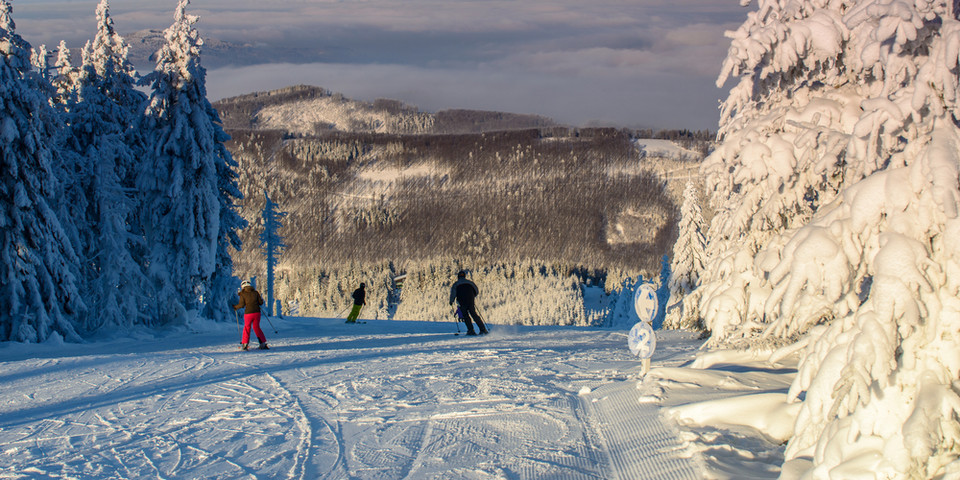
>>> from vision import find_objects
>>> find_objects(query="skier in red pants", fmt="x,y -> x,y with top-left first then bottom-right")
234,280 -> 268,350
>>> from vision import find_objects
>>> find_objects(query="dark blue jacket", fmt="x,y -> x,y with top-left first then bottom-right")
449,278 -> 479,307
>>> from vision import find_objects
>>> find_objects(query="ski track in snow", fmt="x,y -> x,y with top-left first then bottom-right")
581,383 -> 699,480
0,318 -> 704,479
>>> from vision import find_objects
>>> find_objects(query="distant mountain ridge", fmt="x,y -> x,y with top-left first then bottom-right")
215,85 -> 558,135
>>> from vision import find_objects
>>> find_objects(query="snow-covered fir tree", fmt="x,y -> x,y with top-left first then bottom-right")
664,181 -> 706,329
698,0 -> 960,476
604,275 -> 642,328
0,1 -> 83,342
138,0 -> 246,324
29,40 -> 87,273
259,192 -> 287,316
85,0 -> 147,177
59,0 -> 149,331
49,40 -> 78,107
30,43 -> 49,81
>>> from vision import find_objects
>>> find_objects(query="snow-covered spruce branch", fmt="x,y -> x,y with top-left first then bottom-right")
699,0 -> 960,476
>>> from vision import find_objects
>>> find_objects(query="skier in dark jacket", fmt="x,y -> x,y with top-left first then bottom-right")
449,271 -> 488,335
234,280 -> 268,350
346,283 -> 366,324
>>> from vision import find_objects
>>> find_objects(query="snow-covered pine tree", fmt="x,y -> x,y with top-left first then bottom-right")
0,1 -> 83,342
60,0 -> 149,331
700,0 -> 960,476
138,0 -> 246,324
51,39 -> 78,106
86,0 -> 148,183
30,44 -> 49,81
664,181 -> 705,329
606,275 -> 640,328
259,191 -> 287,316
32,39 -> 87,272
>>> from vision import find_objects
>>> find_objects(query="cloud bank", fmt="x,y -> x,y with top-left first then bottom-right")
14,0 -> 748,130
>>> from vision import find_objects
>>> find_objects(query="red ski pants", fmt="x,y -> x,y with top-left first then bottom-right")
242,312 -> 267,345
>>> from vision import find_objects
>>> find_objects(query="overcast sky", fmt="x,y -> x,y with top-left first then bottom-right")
13,1 -> 749,130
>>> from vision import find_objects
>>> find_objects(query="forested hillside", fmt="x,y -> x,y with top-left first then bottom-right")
214,85 -> 558,135
214,86 -> 708,323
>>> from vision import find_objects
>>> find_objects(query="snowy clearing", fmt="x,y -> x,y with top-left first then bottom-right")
0,317 -> 796,479
634,139 -> 700,162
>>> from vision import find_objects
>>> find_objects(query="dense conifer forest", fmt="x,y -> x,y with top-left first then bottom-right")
215,86 -> 708,323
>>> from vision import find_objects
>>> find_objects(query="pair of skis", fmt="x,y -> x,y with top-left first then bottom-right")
344,305 -> 370,324
239,344 -> 270,351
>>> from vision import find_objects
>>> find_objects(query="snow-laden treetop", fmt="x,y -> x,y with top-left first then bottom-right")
698,0 -> 960,477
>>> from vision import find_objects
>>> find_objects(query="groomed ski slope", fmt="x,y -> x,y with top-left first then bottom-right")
0,316 -> 710,479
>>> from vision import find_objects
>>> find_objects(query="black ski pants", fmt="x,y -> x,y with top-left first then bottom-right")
458,303 -> 487,333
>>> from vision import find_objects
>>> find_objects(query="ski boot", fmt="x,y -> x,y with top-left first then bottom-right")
466,329 -> 478,336
258,343 -> 269,350
240,343 -> 249,351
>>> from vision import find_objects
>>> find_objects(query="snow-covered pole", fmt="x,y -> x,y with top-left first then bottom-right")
259,191 -> 287,316
265,242 -> 275,317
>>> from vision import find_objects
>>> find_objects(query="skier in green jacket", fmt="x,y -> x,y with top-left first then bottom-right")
346,283 -> 366,324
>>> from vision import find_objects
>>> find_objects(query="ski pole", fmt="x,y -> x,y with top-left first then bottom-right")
234,309 -> 241,340
453,308 -> 462,335
264,314 -> 278,334
476,307 -> 490,333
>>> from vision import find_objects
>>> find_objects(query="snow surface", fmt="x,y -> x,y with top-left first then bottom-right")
0,316 -> 798,479
634,139 -> 700,162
